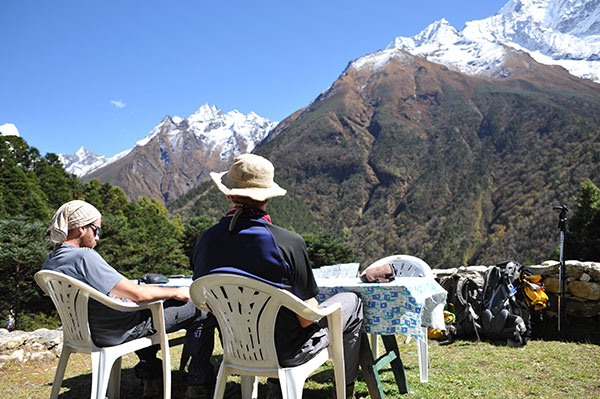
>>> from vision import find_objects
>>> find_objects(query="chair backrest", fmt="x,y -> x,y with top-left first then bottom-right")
368,254 -> 434,278
190,274 -> 320,372
35,270 -> 95,351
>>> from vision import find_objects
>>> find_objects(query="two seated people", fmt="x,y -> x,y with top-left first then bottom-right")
42,154 -> 363,399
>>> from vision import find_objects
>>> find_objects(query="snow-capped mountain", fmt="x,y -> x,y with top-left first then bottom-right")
0,123 -> 20,137
351,0 -> 600,83
79,104 -> 278,203
62,104 -> 277,177
58,147 -> 128,176
135,103 -> 276,161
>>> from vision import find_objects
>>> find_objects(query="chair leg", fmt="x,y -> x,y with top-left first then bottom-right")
90,351 -> 101,399
240,376 -> 257,399
332,357 -> 346,399
213,364 -> 229,399
417,327 -> 428,383
107,357 -> 122,399
94,350 -> 119,399
160,342 -> 172,399
50,346 -> 73,399
278,374 -> 291,399
280,370 -> 308,399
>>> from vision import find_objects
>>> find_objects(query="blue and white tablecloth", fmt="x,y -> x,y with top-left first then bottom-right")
141,275 -> 447,340
316,277 -> 447,339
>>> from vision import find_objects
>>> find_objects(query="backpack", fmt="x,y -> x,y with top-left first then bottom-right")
480,260 -> 541,346
437,261 -> 548,346
439,271 -> 485,340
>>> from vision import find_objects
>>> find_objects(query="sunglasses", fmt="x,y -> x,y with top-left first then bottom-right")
87,224 -> 101,237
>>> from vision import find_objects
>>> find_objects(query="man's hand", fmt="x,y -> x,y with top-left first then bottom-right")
297,297 -> 319,328
171,286 -> 191,302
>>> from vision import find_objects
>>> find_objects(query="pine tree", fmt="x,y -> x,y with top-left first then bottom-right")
567,180 -> 600,261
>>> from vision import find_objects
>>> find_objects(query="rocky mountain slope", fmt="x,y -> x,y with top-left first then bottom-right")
174,47 -> 600,267
82,104 -> 277,202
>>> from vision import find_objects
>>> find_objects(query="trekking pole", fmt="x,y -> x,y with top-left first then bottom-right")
553,205 -> 568,334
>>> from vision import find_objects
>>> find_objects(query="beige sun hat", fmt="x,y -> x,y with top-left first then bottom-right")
46,200 -> 102,244
210,154 -> 286,201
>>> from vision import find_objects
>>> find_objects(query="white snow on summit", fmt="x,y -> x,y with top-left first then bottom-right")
169,103 -> 277,159
0,123 -> 20,137
58,147 -> 129,176
351,0 -> 600,83
62,104 -> 277,176
59,147 -> 108,176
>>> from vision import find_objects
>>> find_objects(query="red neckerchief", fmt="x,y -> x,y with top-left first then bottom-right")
226,206 -> 271,231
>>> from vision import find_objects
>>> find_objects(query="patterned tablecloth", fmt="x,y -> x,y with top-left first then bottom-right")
143,276 -> 447,340
316,277 -> 447,339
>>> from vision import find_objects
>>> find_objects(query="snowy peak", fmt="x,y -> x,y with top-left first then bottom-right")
58,147 -> 111,176
172,104 -> 277,159
499,0 -> 600,36
62,104 -> 277,177
352,0 -> 600,83
0,123 -> 20,137
395,18 -> 462,48
188,103 -> 224,122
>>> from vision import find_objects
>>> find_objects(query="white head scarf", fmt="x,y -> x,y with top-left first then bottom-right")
46,200 -> 102,244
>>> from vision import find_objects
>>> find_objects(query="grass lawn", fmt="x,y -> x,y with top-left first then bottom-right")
2,329 -> 599,399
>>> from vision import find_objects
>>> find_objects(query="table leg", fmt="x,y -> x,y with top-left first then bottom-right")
358,333 -> 410,397
381,335 -> 409,394
359,333 -> 383,399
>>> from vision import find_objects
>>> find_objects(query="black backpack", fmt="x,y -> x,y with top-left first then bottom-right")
479,260 -> 532,346
439,261 -> 541,346
439,271 -> 485,340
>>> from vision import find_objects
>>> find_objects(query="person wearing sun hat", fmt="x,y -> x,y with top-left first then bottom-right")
42,200 -> 215,398
191,154 -> 363,399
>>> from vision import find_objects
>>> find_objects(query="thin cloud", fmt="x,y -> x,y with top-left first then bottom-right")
110,99 -> 127,108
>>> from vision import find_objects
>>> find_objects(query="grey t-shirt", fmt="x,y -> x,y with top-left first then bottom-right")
42,244 -> 147,346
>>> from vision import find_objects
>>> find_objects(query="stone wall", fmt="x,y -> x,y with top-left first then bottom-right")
432,260 -> 600,318
0,328 -> 62,370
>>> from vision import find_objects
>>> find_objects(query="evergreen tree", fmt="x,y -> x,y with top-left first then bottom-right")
303,232 -> 356,268
0,217 -> 52,329
567,180 -> 600,261
182,215 -> 217,260
96,197 -> 189,277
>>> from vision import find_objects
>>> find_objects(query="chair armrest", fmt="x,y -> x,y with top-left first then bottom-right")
286,295 -> 343,322
89,292 -> 168,337
87,289 -> 165,313
41,271 -> 165,313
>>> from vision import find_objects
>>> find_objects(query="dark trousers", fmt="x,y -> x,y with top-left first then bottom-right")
279,292 -> 363,387
134,300 -> 217,386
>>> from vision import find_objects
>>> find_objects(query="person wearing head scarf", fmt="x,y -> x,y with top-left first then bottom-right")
42,200 -> 215,398
191,154 -> 363,399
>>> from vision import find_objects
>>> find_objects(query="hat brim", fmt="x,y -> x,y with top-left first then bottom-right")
210,171 -> 287,202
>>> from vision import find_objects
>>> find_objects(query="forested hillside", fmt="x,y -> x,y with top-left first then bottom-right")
0,136 -> 354,330
171,52 -> 600,268
0,136 -> 197,329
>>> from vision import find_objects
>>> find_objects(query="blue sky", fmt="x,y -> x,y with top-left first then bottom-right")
1,0 -> 508,157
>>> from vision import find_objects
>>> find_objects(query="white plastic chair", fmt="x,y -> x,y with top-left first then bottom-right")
35,270 -> 171,399
365,254 -> 434,382
190,273 -> 346,399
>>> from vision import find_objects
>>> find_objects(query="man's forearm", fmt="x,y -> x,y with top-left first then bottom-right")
110,278 -> 190,303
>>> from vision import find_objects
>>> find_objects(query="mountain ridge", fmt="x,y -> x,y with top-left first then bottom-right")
355,0 -> 600,83
171,47 -> 600,268
73,104 -> 277,202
